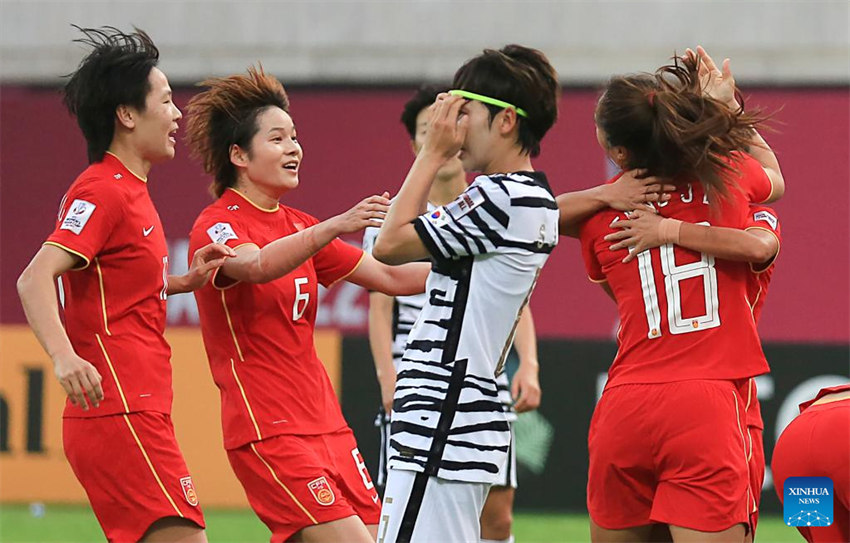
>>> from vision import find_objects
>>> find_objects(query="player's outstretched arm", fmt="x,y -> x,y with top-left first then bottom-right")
17,245 -> 104,410
346,254 -> 429,297
557,171 -> 674,237
167,242 -> 235,294
219,194 -> 390,284
374,94 -> 466,265
368,291 -> 397,413
605,208 -> 779,264
511,306 -> 541,413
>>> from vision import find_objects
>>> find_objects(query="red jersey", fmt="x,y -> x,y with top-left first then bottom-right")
580,154 -> 773,390
799,384 -> 850,412
45,152 -> 172,417
744,206 -> 781,323
189,189 -> 364,450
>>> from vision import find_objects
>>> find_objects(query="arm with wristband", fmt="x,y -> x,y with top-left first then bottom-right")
605,207 -> 779,265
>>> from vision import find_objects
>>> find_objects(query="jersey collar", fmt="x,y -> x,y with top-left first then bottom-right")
225,187 -> 280,213
103,152 -> 148,184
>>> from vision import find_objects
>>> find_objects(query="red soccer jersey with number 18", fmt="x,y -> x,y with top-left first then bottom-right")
189,188 -> 364,450
45,152 -> 172,417
580,153 -> 774,391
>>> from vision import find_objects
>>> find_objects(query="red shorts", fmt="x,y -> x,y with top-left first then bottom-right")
772,399 -> 850,543
63,412 -> 205,542
587,380 -> 751,532
227,427 -> 381,542
740,378 -> 765,534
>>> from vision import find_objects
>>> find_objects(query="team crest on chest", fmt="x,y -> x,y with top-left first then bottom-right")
307,476 -> 335,506
180,476 -> 199,506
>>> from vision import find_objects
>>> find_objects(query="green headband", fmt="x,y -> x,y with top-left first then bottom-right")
448,90 -> 528,118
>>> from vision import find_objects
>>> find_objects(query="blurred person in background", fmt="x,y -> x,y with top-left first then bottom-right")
16,26 -> 232,543
183,65 -> 428,543
575,47 -> 784,543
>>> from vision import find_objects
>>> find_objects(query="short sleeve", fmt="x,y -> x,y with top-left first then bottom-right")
745,205 -> 782,272
579,217 -> 606,283
193,210 -> 253,251
44,180 -> 123,269
413,177 -> 513,261
361,224 -> 380,254
729,152 -> 772,204
313,239 -> 364,287
745,205 -> 781,238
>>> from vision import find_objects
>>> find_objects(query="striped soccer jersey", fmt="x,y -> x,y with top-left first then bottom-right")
363,204 -> 517,423
362,207 -> 431,372
388,171 -> 558,484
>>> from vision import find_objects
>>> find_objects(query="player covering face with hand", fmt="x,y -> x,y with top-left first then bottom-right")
372,44 -> 562,543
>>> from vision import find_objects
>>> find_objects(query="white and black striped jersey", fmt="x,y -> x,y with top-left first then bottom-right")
389,171 -> 558,484
364,208 -> 518,423
362,205 -> 432,372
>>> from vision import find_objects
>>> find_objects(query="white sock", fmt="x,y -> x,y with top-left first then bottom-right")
481,536 -> 514,543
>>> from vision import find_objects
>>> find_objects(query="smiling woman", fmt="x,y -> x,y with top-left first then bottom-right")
14,26 -> 234,543
182,65 -> 429,543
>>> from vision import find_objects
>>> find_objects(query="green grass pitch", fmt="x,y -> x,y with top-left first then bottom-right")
0,504 -> 804,542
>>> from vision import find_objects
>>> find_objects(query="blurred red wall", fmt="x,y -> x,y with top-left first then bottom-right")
2,85 -> 847,342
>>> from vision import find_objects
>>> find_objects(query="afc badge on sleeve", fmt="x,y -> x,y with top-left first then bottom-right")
207,222 -> 238,244
307,476 -> 336,506
753,210 -> 778,230
180,476 -> 199,506
60,199 -> 96,235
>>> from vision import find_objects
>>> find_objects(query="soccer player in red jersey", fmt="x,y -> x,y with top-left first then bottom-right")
772,385 -> 850,543
16,27 -> 233,543
604,205 -> 782,538
575,47 -> 785,542
183,66 -> 428,543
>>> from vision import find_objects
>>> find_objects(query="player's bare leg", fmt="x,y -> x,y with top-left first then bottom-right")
480,485 -> 514,542
366,523 -> 378,540
668,523 -> 746,543
140,517 -> 207,543
590,518 -> 654,542
291,515 -> 374,543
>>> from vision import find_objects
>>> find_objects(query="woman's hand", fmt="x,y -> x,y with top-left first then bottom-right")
604,208 -> 664,263
605,169 -> 675,211
180,243 -> 236,292
53,351 -> 103,410
511,362 -> 541,413
422,94 -> 468,161
332,192 -> 391,235
687,45 -> 739,109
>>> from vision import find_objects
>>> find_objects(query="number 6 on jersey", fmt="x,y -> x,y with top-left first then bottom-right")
292,277 -> 309,321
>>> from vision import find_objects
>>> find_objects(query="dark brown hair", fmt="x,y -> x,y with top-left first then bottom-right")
400,84 -> 449,140
595,54 -> 769,202
452,44 -> 560,157
63,26 -> 160,163
184,65 -> 289,197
